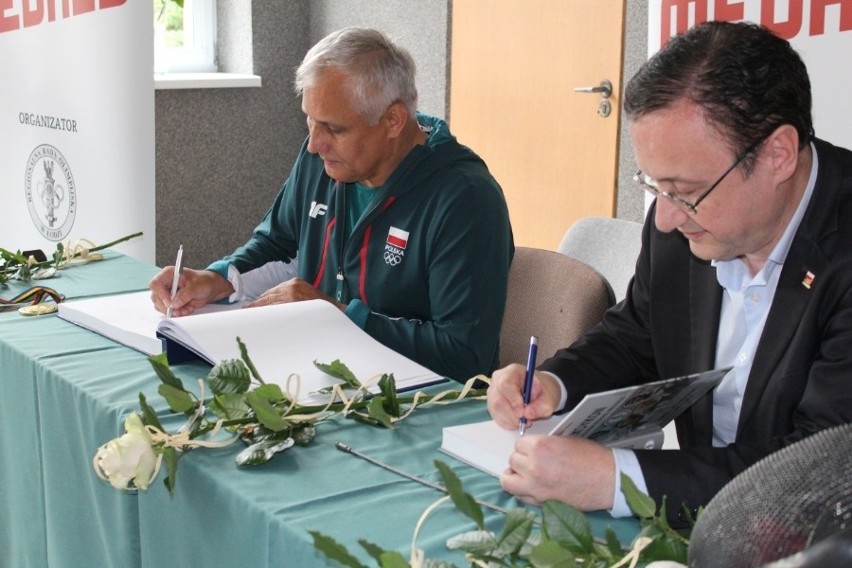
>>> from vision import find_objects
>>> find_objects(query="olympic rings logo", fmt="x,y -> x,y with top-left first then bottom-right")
384,251 -> 402,266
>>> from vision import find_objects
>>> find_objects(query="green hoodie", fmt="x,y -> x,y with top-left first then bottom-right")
209,114 -> 513,382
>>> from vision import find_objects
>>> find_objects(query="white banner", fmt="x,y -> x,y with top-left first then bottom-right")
0,0 -> 155,262
648,0 -> 852,151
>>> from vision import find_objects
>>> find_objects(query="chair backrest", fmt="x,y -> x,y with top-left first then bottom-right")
499,247 -> 612,367
557,216 -> 643,303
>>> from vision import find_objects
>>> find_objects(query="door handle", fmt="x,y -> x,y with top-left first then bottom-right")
573,79 -> 613,117
573,79 -> 612,98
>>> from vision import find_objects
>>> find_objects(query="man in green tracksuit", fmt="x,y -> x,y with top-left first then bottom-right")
150,27 -> 514,383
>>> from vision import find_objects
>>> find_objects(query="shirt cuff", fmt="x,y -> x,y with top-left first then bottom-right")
610,448 -> 649,518
344,299 -> 370,328
541,371 -> 569,411
204,261 -> 239,304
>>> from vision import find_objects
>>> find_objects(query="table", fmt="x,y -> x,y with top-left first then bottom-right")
0,252 -> 639,567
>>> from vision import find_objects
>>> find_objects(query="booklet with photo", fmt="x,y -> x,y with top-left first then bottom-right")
440,368 -> 729,477
59,292 -> 446,403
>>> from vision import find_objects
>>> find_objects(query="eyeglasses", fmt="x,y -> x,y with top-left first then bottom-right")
634,136 -> 767,215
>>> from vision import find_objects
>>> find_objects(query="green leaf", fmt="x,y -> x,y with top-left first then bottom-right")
161,446 -> 179,496
309,531 -> 368,568
357,539 -> 386,563
528,539 -> 576,567
252,383 -> 286,402
157,383 -> 196,413
592,541 -> 618,562
377,374 -> 400,416
377,550 -> 410,568
494,508 -> 536,556
209,392 -> 250,420
656,495 -> 672,531
541,500 -> 594,554
237,337 -> 265,384
640,533 -> 688,565
245,390 -> 287,431
636,523 -> 664,542
366,397 -> 395,428
314,359 -> 360,389
0,247 -> 27,263
138,392 -> 165,432
148,353 -> 184,390
434,460 -> 484,529
604,526 -> 625,558
358,540 -> 411,568
621,473 -> 656,519
207,359 -> 251,394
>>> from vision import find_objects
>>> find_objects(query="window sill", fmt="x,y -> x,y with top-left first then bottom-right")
154,72 -> 262,90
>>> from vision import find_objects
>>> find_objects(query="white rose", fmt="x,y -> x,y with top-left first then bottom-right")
94,413 -> 158,490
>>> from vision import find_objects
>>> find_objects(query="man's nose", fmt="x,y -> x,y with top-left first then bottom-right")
306,125 -> 326,154
654,197 -> 689,233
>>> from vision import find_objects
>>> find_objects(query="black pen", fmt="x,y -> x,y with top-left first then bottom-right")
518,335 -> 538,436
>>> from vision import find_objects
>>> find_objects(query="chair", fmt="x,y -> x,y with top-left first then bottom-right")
557,216 -> 643,304
499,247 -> 612,367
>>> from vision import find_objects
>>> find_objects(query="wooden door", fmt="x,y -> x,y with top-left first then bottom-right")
450,0 -> 625,250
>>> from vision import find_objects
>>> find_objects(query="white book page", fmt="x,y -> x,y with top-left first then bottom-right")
157,299 -> 443,403
58,290 -> 243,355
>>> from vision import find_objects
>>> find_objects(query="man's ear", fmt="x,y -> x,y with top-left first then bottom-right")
382,102 -> 409,139
766,124 -> 800,184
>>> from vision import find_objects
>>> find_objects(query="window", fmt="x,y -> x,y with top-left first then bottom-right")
154,0 -> 217,73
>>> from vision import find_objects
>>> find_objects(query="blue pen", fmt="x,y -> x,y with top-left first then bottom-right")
518,335 -> 538,436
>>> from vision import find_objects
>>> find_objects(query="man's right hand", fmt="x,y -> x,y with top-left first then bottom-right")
486,364 -> 561,430
149,267 -> 234,317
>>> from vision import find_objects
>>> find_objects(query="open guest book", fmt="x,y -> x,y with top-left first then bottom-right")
58,291 -> 446,403
440,367 -> 729,477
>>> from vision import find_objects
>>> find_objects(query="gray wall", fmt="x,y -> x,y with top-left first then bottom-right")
617,0 -> 648,223
154,1 -> 646,267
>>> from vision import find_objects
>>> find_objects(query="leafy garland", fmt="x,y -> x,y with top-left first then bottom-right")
92,343 -> 694,567
93,340 -> 488,494
312,466 -> 691,567
0,232 -> 143,284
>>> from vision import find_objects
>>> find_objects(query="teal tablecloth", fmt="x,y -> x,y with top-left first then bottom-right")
0,252 -> 639,568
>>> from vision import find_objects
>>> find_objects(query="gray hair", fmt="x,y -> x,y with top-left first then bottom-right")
294,27 -> 418,124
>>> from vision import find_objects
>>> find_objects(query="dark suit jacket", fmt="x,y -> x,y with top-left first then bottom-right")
539,138 -> 852,526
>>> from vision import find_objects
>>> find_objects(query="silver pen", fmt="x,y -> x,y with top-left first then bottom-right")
166,244 -> 183,318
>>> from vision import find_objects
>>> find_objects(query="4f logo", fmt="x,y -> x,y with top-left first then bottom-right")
309,201 -> 328,218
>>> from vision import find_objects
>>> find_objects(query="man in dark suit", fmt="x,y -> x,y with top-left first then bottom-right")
486,20 -> 852,525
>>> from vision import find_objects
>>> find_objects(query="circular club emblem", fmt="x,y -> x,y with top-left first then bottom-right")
25,144 -> 77,241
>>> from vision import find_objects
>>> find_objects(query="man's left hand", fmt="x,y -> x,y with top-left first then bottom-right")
245,277 -> 346,311
500,434 -> 616,511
